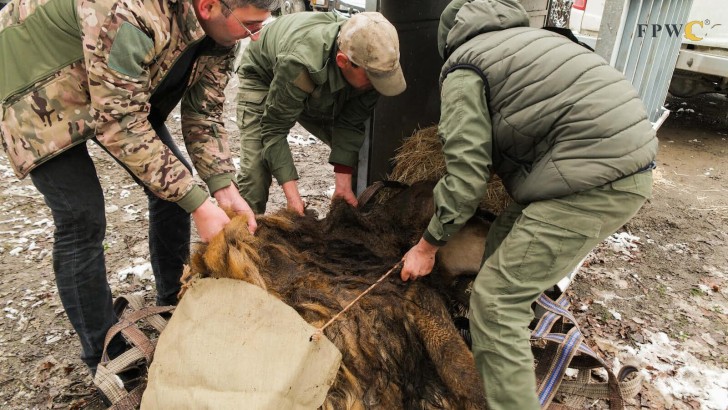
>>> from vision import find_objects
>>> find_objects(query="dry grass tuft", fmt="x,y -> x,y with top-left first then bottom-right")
387,126 -> 513,214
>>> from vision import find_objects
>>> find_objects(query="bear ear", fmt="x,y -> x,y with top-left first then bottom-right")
194,216 -> 265,287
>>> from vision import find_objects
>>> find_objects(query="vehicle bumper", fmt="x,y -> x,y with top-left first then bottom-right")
675,49 -> 728,78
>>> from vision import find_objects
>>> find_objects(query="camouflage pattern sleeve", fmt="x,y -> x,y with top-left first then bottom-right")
181,46 -> 237,195
78,0 -> 205,212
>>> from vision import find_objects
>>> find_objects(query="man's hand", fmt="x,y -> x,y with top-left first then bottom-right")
282,180 -> 305,215
213,182 -> 257,234
400,238 -> 440,281
191,199 -> 232,243
333,172 -> 358,207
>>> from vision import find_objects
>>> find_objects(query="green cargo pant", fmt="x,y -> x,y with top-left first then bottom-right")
236,81 -> 335,214
470,170 -> 653,410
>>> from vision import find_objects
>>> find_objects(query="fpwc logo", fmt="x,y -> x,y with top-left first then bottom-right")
637,19 -> 721,41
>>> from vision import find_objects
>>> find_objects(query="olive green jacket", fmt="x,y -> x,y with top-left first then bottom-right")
0,0 -> 237,212
237,12 -> 379,185
425,0 -> 658,245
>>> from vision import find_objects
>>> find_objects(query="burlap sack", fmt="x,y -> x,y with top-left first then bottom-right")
141,278 -> 342,409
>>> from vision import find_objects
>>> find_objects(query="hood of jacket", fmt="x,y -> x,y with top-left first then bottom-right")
437,0 -> 530,59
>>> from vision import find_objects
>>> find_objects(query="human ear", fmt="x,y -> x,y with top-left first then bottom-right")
197,0 -> 217,20
335,51 -> 349,69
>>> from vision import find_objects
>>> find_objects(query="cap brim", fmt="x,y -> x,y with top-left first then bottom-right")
367,66 -> 406,97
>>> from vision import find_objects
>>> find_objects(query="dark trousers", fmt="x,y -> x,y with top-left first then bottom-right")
29,126 -> 191,373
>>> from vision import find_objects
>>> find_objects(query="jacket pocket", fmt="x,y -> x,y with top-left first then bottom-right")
507,201 -> 602,283
238,89 -> 267,122
1,67 -> 93,177
522,200 -> 601,239
239,89 -> 268,105
610,171 -> 653,199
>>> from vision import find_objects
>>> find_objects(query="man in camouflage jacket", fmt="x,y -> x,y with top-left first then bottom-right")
400,1 -> 657,408
0,0 -> 277,375
236,11 -> 406,214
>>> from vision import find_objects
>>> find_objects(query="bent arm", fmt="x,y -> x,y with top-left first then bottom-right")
182,46 -> 238,197
81,1 -> 206,212
259,62 -> 311,185
424,68 -> 493,246
401,68 -> 493,281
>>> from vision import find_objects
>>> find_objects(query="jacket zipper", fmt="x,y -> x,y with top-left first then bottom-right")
211,123 -> 224,152
2,58 -> 83,106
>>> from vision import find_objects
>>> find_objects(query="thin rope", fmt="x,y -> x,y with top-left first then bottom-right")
310,261 -> 403,342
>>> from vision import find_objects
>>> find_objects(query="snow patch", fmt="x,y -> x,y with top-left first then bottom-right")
123,204 -> 140,215
2,185 -> 41,198
620,331 -> 728,409
287,133 -> 318,146
32,218 -> 52,227
0,162 -> 16,178
117,260 -> 153,282
660,242 -> 690,254
325,185 -> 335,198
605,232 -> 641,252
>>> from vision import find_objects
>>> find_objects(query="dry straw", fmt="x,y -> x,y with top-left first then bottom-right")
387,126 -> 513,214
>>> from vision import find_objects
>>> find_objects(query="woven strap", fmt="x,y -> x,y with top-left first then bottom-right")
531,293 -> 641,409
94,295 -> 174,409
109,384 -> 145,410
114,293 -> 168,333
102,305 -> 172,363
557,365 -> 642,399
537,326 -> 586,406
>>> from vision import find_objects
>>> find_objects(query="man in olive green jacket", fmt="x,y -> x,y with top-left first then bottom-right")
236,11 -> 406,214
0,0 -> 276,375
400,1 -> 657,409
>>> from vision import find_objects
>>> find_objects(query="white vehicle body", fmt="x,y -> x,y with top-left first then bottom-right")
570,0 -> 728,97
569,0 -> 605,38
281,0 -> 365,14
337,0 -> 366,11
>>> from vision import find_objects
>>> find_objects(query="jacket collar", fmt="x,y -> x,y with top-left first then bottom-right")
327,42 -> 346,93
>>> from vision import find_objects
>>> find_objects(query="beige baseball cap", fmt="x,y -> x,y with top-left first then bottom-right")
338,12 -> 406,97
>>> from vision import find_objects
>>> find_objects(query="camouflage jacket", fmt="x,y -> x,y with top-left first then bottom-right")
237,12 -> 379,185
0,0 -> 237,212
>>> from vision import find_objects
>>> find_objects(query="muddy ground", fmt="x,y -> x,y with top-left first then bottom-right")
0,79 -> 726,408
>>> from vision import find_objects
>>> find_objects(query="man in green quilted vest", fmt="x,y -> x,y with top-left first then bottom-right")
400,1 -> 658,408
236,11 -> 406,214
0,0 -> 277,377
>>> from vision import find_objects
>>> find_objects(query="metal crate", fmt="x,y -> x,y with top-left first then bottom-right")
595,0 -> 694,126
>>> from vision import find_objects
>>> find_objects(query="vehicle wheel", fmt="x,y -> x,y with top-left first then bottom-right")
668,71 -> 727,98
280,0 -> 307,14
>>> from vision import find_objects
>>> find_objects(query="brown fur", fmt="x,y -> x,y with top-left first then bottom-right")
184,183 -> 486,409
